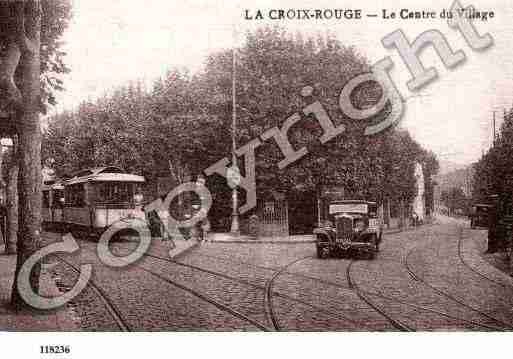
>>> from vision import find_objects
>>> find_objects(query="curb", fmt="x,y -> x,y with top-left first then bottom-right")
460,227 -> 513,287
208,240 -> 317,244
206,224 -> 432,244
208,228 -> 414,244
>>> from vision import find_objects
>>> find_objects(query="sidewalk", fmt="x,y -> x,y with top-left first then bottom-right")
461,227 -> 513,283
0,245 -> 79,331
207,217 -> 425,243
208,233 -> 316,243
436,213 -> 513,283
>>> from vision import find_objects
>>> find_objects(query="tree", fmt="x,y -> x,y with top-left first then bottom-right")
0,0 -> 71,309
42,26 -> 436,230
441,186 -> 468,215
1,141 -> 18,255
473,105 -> 513,211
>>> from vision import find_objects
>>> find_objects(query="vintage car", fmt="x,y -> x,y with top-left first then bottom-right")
314,200 -> 383,259
469,204 -> 491,229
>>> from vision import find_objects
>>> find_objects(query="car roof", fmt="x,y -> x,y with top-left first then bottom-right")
474,204 -> 492,207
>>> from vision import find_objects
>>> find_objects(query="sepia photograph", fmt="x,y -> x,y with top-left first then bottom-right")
1,0 -> 513,357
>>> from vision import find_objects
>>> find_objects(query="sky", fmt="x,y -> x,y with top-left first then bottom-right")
51,0 -> 513,166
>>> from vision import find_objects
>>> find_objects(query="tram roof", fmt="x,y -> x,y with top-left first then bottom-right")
64,167 -> 145,185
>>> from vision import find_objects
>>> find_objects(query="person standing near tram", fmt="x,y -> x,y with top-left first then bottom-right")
192,175 -> 210,243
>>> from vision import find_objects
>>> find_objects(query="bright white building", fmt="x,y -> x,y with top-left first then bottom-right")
413,162 -> 425,221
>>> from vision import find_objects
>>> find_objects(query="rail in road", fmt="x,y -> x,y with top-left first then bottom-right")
457,229 -> 513,289
144,253 -> 360,330
194,252 -> 506,330
75,245 -> 271,331
345,260 -> 413,331
54,254 -> 131,332
49,229 -> 511,331
403,241 -> 513,330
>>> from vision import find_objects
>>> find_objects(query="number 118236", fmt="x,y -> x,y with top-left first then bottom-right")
40,345 -> 71,354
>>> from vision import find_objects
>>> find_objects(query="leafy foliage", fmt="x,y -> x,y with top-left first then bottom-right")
441,186 -> 470,214
473,107 -> 513,212
39,0 -> 72,110
43,27 -> 438,222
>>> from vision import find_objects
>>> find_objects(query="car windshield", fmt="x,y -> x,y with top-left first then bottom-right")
329,203 -> 368,214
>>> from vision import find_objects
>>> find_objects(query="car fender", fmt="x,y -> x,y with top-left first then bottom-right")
314,228 -> 333,242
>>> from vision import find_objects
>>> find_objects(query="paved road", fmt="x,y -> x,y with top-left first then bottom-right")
49,219 -> 513,331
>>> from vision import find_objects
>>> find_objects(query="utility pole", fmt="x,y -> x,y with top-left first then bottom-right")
229,27 -> 240,235
492,110 -> 496,146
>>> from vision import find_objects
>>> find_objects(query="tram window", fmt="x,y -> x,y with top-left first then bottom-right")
66,184 -> 85,207
42,191 -> 50,208
95,182 -> 133,203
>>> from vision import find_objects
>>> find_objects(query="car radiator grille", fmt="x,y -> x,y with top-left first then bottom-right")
336,217 -> 353,242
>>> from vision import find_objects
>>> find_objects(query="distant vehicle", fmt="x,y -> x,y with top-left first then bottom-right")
314,200 -> 383,259
469,204 -> 491,229
43,166 -> 146,238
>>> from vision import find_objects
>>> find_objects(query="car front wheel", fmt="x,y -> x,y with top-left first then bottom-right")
316,245 -> 329,259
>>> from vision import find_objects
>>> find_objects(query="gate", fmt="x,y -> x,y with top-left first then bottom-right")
257,199 -> 289,237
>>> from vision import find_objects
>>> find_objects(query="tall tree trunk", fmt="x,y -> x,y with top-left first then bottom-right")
5,150 -> 18,254
10,0 -> 43,310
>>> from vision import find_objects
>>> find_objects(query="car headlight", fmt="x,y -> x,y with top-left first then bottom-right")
134,193 -> 144,204
354,220 -> 365,232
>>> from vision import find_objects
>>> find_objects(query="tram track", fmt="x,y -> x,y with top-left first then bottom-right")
195,251 -> 505,330
263,256 -> 314,331
457,229 -> 512,289
403,243 -> 513,330
76,243 -> 272,331
49,230 -> 508,331
151,251 -> 492,330
53,254 -> 131,332
135,261 -> 271,331
346,260 -> 414,331
144,253 -> 361,330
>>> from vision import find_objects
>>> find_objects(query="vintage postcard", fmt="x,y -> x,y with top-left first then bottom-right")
1,0 -> 512,357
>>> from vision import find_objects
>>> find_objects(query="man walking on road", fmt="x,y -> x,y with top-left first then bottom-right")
0,203 -> 6,249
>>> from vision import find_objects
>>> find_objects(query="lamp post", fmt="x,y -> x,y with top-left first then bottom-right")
229,27 -> 240,235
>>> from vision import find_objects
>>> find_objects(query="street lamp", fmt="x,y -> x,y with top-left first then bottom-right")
229,27 -> 240,235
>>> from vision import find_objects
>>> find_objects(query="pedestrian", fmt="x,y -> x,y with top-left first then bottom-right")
200,215 -> 211,242
0,203 -> 6,247
411,212 -> 419,227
